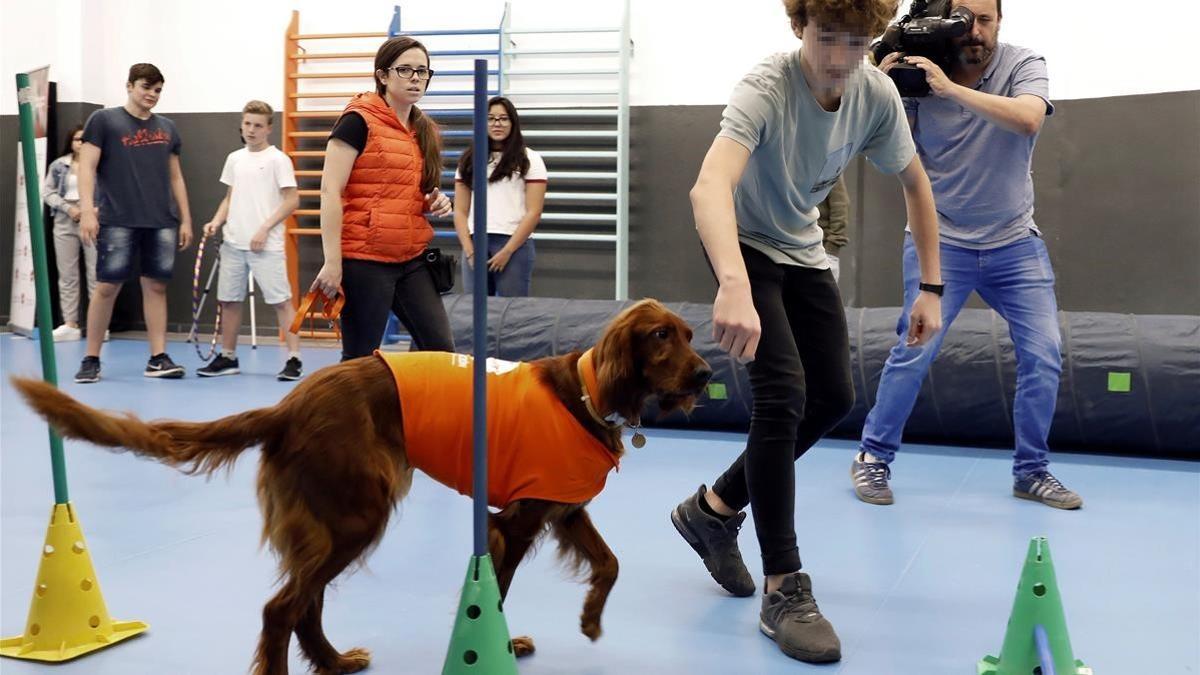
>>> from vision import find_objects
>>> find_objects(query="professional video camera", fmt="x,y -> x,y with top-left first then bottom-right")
870,0 -> 975,97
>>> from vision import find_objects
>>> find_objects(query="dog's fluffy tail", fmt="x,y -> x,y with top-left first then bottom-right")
12,377 -> 287,476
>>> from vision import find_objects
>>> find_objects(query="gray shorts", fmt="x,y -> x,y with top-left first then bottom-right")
216,242 -> 291,305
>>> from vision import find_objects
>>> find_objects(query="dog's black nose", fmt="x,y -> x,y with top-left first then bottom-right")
692,366 -> 713,387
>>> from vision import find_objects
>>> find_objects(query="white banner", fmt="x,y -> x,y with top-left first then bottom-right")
8,65 -> 50,336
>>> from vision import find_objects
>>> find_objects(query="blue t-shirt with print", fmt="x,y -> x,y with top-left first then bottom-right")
82,106 -> 182,229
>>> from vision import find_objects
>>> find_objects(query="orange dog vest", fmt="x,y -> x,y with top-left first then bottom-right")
377,351 -> 619,508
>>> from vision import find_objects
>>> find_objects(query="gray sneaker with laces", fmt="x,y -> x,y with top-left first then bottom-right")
670,485 -> 756,597
1014,470 -> 1083,509
760,572 -> 841,663
851,451 -> 894,505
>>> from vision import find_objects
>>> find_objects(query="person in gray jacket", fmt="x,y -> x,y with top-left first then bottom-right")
42,124 -> 97,341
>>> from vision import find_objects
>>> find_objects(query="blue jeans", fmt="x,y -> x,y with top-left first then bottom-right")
461,234 -> 535,297
860,233 -> 1062,477
95,225 -> 178,282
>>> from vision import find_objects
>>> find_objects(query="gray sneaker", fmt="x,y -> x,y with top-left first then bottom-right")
1014,471 -> 1083,509
760,572 -> 841,663
851,452 -> 894,505
670,485 -> 756,597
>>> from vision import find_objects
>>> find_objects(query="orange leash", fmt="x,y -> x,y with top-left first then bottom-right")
289,288 -> 345,336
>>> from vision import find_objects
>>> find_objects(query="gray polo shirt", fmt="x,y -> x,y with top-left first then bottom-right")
905,43 -> 1054,249
719,50 -> 915,268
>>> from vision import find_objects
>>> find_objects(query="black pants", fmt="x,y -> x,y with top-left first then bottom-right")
339,256 -> 455,361
710,245 -> 854,576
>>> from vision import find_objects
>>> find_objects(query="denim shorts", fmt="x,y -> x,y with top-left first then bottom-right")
95,225 -> 178,282
216,242 -> 292,305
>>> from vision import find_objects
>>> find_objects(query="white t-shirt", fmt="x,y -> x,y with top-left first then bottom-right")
455,148 -> 548,236
64,170 -> 79,201
219,145 -> 297,251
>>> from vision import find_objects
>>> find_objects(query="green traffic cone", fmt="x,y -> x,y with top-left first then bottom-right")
978,537 -> 1092,675
442,555 -> 518,675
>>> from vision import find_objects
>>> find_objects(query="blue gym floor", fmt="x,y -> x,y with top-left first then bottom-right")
2,334 -> 1197,674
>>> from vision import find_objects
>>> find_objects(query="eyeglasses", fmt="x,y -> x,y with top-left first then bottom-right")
487,116 -> 511,125
388,65 -> 434,81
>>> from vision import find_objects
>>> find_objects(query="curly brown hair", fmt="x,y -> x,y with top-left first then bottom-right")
782,0 -> 898,37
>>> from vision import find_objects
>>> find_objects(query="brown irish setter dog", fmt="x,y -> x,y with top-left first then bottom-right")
13,299 -> 711,675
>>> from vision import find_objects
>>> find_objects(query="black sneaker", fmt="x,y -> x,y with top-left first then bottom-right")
670,484 -> 756,597
760,572 -> 841,663
277,357 -> 303,381
74,356 -> 101,384
145,353 -> 185,379
198,355 -> 240,377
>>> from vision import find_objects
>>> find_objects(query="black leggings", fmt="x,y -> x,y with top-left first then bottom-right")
710,245 -> 854,576
339,256 -> 455,361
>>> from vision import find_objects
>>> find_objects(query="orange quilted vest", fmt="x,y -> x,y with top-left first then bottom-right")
340,93 -> 432,263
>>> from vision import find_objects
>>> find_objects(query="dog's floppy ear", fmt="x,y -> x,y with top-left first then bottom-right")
594,304 -> 641,407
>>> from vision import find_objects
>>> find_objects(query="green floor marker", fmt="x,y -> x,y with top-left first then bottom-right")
1107,372 -> 1131,393
707,382 -> 728,400
442,555 -> 517,674
978,537 -> 1091,675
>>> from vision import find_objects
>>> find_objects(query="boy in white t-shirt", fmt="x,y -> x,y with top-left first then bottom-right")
198,100 -> 302,380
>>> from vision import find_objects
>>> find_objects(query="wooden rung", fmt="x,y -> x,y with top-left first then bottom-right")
288,151 -> 326,158
288,131 -> 331,138
295,209 -> 321,216
291,51 -> 376,60
288,111 -> 342,119
286,226 -> 322,234
298,189 -> 321,197
289,31 -> 387,40
291,92 -> 358,99
290,72 -> 373,79
296,170 -> 323,177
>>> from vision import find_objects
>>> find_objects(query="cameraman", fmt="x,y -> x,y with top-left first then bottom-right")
851,0 -> 1083,509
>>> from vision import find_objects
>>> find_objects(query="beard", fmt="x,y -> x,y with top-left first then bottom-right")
956,38 -> 996,65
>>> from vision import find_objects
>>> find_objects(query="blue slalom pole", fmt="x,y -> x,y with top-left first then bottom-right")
1033,624 -> 1057,675
471,58 -> 489,558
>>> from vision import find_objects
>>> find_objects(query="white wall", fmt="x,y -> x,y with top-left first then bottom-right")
1,0 -> 86,111
3,0 -> 1198,115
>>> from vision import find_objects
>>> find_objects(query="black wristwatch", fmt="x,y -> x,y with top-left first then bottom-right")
918,282 -> 945,297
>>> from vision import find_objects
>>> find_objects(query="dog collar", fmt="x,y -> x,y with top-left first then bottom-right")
576,349 -> 646,448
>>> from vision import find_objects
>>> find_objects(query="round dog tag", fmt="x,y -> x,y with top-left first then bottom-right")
631,432 -> 646,449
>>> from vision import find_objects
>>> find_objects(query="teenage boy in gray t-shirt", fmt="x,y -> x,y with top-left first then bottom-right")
670,0 -> 943,664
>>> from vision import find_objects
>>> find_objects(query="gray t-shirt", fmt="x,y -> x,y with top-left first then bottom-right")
82,106 -> 182,229
904,43 -> 1053,249
719,51 -> 916,267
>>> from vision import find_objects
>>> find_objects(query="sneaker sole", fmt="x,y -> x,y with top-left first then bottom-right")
74,376 -> 100,384
145,369 -> 185,379
198,368 -> 240,377
758,620 -> 842,663
670,508 -> 755,597
1013,490 -> 1082,510
277,373 -> 302,381
849,465 -> 894,505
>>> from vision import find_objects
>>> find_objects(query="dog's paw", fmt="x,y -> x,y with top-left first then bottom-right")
580,617 -> 603,641
511,635 -> 536,657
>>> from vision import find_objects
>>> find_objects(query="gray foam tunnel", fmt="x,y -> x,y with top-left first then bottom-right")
441,295 -> 1200,455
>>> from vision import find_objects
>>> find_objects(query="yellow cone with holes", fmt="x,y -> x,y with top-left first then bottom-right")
0,503 -> 148,662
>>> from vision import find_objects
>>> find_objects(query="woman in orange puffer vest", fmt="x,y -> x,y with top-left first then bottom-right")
311,36 -> 455,360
